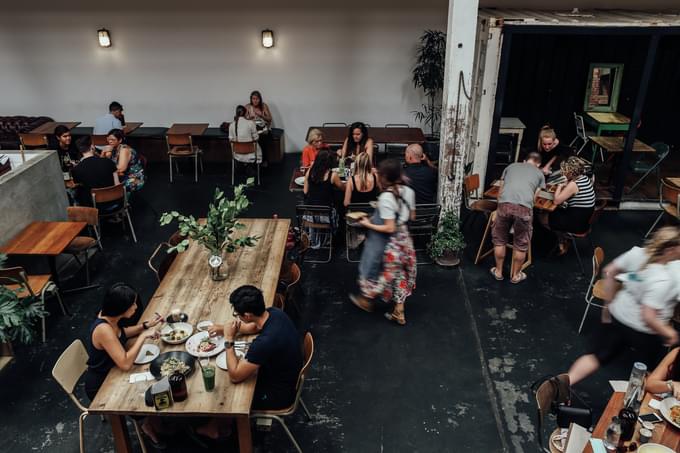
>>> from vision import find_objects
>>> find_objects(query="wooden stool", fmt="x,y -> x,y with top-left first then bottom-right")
474,210 -> 532,275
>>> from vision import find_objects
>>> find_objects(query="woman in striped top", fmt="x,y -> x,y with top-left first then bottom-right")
540,156 -> 596,254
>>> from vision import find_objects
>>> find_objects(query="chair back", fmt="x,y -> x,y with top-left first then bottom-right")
463,174 -> 481,208
168,230 -> 187,247
19,133 -> 48,149
67,206 -> 99,227
409,204 -> 441,237
651,142 -> 670,160
385,123 -> 409,128
322,122 -> 347,127
299,332 -> 315,384
91,183 -> 125,204
52,340 -> 89,412
574,113 -> 586,140
587,200 -> 607,228
585,247 -> 605,299
91,135 -> 108,147
0,266 -> 33,296
166,133 -> 192,147
148,242 -> 177,283
231,141 -> 257,155
535,374 -> 570,449
273,293 -> 285,310
661,178 -> 680,211
296,205 -> 333,230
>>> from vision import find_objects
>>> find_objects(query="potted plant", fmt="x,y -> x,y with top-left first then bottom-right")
412,29 -> 446,161
428,211 -> 465,267
159,179 -> 260,280
0,254 -> 47,370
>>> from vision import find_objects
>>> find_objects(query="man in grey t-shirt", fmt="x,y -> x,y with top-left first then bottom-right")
491,152 -> 545,283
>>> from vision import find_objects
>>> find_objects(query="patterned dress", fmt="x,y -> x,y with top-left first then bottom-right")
112,145 -> 145,192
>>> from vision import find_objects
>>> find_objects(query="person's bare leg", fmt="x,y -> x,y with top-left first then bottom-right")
568,354 -> 600,385
493,245 -> 506,279
511,250 -> 527,281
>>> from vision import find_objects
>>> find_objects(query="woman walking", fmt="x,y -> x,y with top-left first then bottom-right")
350,159 -> 416,325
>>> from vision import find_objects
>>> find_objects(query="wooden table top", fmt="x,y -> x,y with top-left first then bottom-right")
589,136 -> 655,153
310,126 -> 425,145
583,392 -> 680,452
167,123 -> 209,136
289,168 -> 305,192
30,121 -> 81,135
89,218 -> 290,417
499,117 -> 526,131
666,177 -> 680,188
484,182 -> 557,212
586,112 -> 630,125
0,221 -> 86,256
122,122 -> 143,134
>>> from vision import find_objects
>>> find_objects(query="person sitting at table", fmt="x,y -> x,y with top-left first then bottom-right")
197,285 -> 302,439
403,143 -> 437,205
304,149 -> 345,206
84,283 -> 165,447
538,156 -> 596,255
645,346 -> 680,399
490,152 -> 545,284
537,125 -> 572,182
229,105 -> 262,167
71,136 -> 119,206
344,151 -> 380,207
340,122 -> 374,161
102,129 -> 145,193
566,226 -> 680,386
245,90 -> 273,167
94,101 -> 125,135
53,125 -> 80,171
301,128 -> 328,168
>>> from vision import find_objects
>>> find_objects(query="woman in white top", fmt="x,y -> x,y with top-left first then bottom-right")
229,105 -> 262,163
567,226 -> 680,385
350,158 -> 417,325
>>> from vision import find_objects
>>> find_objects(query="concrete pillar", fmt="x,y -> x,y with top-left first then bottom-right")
438,0 -> 479,216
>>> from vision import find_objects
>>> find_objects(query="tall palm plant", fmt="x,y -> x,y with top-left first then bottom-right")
412,30 -> 446,138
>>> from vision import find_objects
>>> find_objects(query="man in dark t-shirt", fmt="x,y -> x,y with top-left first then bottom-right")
53,125 -> 81,171
71,136 -> 118,206
403,144 -> 438,205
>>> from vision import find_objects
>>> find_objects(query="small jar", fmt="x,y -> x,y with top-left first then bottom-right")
168,371 -> 188,402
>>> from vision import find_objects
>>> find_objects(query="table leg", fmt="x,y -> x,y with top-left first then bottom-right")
236,416 -> 253,453
47,255 -> 60,288
515,130 -> 524,162
108,415 -> 133,453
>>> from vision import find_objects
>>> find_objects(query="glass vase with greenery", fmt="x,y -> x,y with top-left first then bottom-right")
412,29 -> 446,138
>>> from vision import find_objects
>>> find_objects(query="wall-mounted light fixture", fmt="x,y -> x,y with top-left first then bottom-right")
261,29 -> 274,48
98,28 -> 112,48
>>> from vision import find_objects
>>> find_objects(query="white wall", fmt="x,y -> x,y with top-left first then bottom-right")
0,3 -> 446,152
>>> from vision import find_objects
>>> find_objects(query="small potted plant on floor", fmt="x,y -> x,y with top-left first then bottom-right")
0,254 -> 47,371
159,179 -> 260,281
428,211 -> 465,267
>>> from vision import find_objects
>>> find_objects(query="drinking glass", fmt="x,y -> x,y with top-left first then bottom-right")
202,363 -> 215,392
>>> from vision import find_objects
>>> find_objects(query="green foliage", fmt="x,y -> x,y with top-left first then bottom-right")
0,254 -> 47,344
428,211 -> 465,259
412,29 -> 446,137
159,179 -> 260,256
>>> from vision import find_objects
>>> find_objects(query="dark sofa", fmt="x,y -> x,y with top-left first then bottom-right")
0,116 -> 53,149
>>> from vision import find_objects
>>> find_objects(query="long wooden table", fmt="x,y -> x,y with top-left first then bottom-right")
583,392 -> 680,452
0,221 -> 86,287
89,218 -> 290,453
483,182 -> 557,212
167,123 -> 209,136
30,121 -> 81,135
589,136 -> 655,154
309,126 -> 425,145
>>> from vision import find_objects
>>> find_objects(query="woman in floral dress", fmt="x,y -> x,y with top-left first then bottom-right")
104,128 -> 145,193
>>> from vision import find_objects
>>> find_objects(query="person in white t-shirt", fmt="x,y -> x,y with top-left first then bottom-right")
228,105 -> 262,164
567,226 -> 680,385
350,159 -> 417,326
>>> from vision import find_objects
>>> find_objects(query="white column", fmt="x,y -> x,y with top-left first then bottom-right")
438,0 -> 480,216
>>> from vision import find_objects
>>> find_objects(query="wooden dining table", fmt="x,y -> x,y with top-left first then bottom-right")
89,218 -> 290,453
483,181 -> 557,212
122,122 -> 144,135
583,392 -> 680,452
585,112 -> 631,136
289,168 -> 306,192
166,123 -> 209,136
0,221 -> 86,287
589,136 -> 656,154
309,126 -> 425,145
30,121 -> 81,135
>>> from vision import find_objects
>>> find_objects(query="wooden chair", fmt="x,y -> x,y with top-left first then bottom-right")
475,211 -> 532,275
250,332 -> 314,453
297,232 -> 311,266
91,184 -> 137,243
296,205 -> 334,263
384,123 -> 409,157
322,122 -> 347,127
462,174 -> 497,231
166,133 -> 203,183
628,142 -> 670,193
0,266 -> 67,343
167,230 -> 186,247
645,178 -> 680,238
18,133 -> 48,150
63,207 -> 102,292
345,203 -> 373,263
535,374 -> 571,453
52,340 -> 148,453
560,200 -> 607,274
147,242 -> 177,283
410,203 -> 441,264
281,262 -> 301,313
273,293 -> 285,311
578,247 -> 606,334
91,135 -> 108,147
230,141 -> 260,186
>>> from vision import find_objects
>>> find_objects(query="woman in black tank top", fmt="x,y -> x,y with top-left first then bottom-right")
344,151 -> 380,206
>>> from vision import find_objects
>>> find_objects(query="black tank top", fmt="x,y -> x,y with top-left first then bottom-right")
350,174 -> 379,204
86,318 -> 127,375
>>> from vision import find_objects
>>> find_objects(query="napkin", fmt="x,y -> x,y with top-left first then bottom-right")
564,423 -> 591,453
129,372 -> 154,383
589,439 -> 607,453
609,380 -> 628,392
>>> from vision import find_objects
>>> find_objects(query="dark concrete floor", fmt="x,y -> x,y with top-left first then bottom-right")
0,155 -> 665,452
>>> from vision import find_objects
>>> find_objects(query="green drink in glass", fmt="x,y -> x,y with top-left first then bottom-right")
202,364 -> 215,391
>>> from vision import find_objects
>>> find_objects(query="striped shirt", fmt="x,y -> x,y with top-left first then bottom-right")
565,175 -> 596,208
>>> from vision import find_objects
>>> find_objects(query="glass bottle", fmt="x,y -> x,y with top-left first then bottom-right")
603,416 -> 622,451
623,362 -> 647,415
168,371 -> 188,402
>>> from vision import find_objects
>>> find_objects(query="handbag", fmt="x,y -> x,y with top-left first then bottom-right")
532,375 -> 593,430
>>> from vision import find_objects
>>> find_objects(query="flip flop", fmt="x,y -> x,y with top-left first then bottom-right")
490,267 -> 503,281
510,271 -> 527,284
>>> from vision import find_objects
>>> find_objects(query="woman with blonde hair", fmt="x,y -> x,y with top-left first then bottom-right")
344,152 -> 380,207
567,226 -> 680,385
302,128 -> 326,168
537,125 -> 571,178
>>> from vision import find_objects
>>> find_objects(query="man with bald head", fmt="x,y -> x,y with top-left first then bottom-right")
403,143 -> 438,204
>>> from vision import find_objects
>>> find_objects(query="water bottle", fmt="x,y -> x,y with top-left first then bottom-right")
623,362 -> 647,415
603,416 -> 622,451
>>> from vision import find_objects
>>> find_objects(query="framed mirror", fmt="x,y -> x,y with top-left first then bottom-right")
583,63 -> 624,112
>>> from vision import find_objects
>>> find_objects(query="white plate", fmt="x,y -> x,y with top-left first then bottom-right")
185,331 -> 225,358
196,320 -> 214,332
215,347 -> 247,370
160,322 -> 193,344
134,344 -> 160,364
659,396 -> 680,429
638,443 -> 675,453
294,176 -> 305,186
